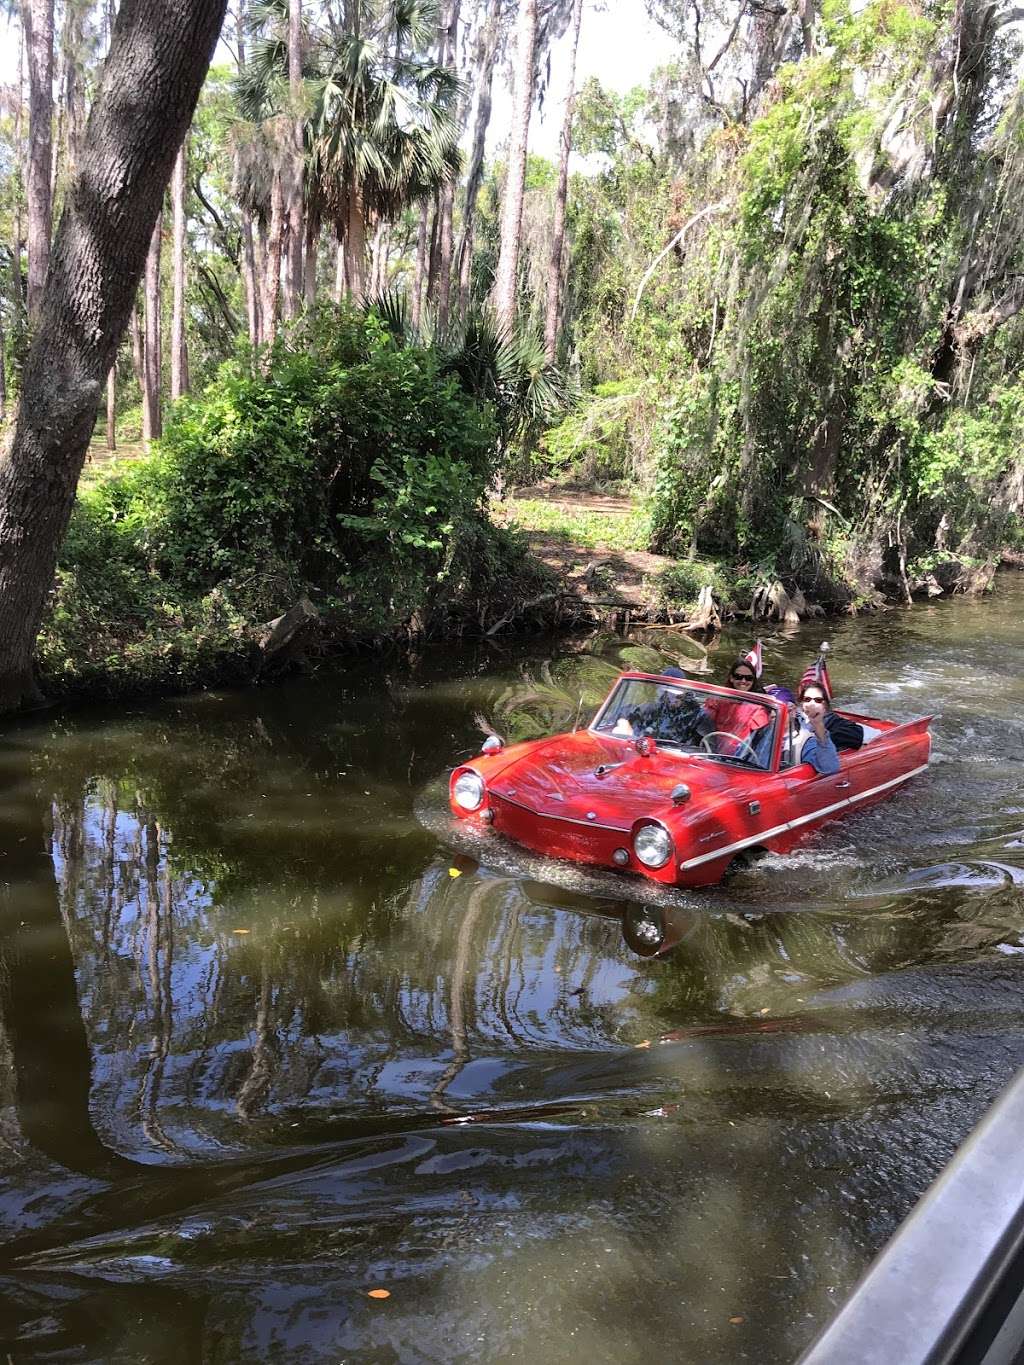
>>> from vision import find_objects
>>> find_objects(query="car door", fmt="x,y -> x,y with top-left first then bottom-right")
777,714 -> 854,846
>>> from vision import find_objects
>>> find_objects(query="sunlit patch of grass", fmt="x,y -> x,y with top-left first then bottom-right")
81,436 -> 147,490
506,498 -> 651,552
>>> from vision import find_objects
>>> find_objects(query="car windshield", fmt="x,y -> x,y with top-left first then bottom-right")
592,678 -> 778,770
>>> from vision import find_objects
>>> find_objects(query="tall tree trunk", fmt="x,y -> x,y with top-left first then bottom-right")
24,0 -> 55,322
242,214 -> 261,345
170,139 -> 189,400
303,218 -> 319,311
344,187 -> 366,304
236,0 -> 261,348
261,168 -> 286,346
130,302 -> 144,384
106,363 -> 116,449
54,0 -> 85,189
0,0 -> 228,711
53,0 -> 68,194
433,0 -> 461,331
543,0 -> 583,363
370,221 -> 391,296
333,237 -> 344,304
426,193 -> 441,301
492,0 -> 538,328
799,0 -> 817,55
0,312 -> 6,423
12,24 -> 27,324
411,200 -> 429,330
285,0 -> 304,320
142,210 -> 163,445
283,233 -> 298,319
367,219 -> 382,297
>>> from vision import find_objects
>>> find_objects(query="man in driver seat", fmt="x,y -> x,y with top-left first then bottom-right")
626,668 -> 705,748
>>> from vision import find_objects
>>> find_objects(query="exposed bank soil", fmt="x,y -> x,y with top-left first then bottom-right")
504,486 -> 677,615
506,486 -> 1014,626
526,533 -> 674,607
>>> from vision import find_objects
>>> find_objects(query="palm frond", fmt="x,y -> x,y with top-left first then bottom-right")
362,288 -> 415,343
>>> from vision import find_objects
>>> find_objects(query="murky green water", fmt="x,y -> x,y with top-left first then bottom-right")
2,578 -> 1024,1362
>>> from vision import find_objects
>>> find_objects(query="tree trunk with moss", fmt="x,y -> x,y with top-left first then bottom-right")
491,0 -> 537,328
24,0 -> 54,321
0,0 -> 228,713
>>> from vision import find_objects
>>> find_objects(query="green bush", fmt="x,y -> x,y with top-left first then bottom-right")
39,308 -> 540,697
536,381 -> 641,487
648,559 -> 729,611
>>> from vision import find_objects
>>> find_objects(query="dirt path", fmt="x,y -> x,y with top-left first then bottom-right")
507,485 -> 677,609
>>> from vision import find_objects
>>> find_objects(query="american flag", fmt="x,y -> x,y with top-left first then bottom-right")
744,639 -> 764,679
800,648 -> 833,701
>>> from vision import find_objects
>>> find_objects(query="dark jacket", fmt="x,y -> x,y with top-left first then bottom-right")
824,710 -> 864,751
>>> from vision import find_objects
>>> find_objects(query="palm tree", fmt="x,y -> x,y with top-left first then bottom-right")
364,291 -> 570,450
237,0 -> 461,310
309,0 -> 461,302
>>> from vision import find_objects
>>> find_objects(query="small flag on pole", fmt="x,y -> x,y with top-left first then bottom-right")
799,643 -> 833,701
744,639 -> 764,680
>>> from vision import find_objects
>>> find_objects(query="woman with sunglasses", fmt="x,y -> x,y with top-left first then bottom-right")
791,683 -> 841,774
699,658 -> 772,750
799,682 -> 865,752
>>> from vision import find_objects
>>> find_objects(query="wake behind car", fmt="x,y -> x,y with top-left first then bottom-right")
449,671 -> 932,888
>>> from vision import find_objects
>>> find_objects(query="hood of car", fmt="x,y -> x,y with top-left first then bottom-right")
484,729 -> 755,828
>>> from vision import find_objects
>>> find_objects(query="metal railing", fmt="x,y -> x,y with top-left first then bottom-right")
799,1068 -> 1024,1365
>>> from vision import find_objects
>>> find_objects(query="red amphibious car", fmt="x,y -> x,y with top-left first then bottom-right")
449,671 -> 932,888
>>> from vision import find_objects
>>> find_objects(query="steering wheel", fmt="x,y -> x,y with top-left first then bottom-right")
699,729 -> 756,762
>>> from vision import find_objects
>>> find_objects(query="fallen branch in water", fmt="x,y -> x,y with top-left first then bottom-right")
485,591 -> 560,637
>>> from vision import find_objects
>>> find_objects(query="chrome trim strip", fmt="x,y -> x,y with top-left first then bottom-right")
492,791 -> 630,834
848,763 -> 930,807
678,763 -> 929,870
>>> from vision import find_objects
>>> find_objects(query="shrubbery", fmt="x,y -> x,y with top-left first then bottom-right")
531,8 -> 1024,603
38,309 -> 552,697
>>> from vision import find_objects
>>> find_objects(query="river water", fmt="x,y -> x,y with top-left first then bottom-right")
1,576 -> 1023,1362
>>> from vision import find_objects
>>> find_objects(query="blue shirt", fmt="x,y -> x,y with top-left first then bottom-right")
799,725 -> 840,775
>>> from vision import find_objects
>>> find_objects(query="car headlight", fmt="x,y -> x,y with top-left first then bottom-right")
633,822 -> 673,869
453,770 -> 485,811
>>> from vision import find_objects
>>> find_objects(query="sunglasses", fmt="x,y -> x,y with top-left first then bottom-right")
730,672 -> 755,683
801,694 -> 826,704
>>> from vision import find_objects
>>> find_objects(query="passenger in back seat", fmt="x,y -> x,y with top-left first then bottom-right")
792,683 -> 841,773
797,680 -> 864,751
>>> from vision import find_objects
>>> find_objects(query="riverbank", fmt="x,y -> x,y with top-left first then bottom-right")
26,312 -> 573,708
502,484 -> 1005,631
19,298 -> 1008,711
31,473 -> 1009,710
